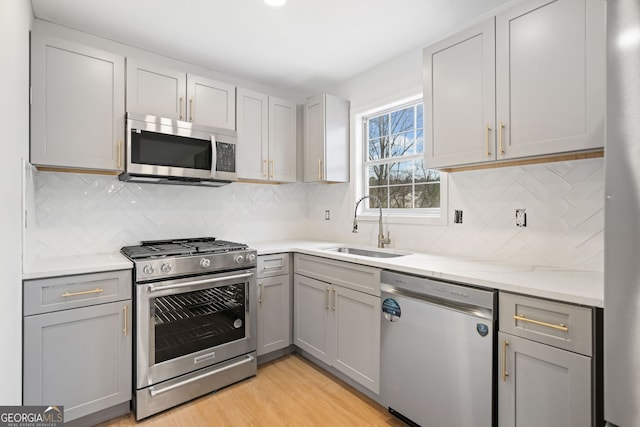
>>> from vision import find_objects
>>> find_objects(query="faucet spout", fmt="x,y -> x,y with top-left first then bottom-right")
353,195 -> 391,248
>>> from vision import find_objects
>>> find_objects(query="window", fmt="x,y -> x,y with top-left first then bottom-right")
364,100 -> 441,213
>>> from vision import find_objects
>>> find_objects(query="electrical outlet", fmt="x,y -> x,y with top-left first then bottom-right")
325,210 -> 331,221
454,210 -> 463,224
515,209 -> 527,227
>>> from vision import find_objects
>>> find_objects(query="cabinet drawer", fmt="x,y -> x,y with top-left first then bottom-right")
258,253 -> 290,278
294,254 -> 381,296
24,270 -> 132,315
499,292 -> 592,356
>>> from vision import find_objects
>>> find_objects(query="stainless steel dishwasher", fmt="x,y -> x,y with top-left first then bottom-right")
380,270 -> 496,427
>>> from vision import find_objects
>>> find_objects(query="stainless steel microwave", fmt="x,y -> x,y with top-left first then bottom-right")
119,113 -> 237,187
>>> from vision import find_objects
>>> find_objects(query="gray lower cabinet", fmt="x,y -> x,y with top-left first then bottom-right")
498,332 -> 591,427
293,254 -> 381,394
498,292 -> 596,427
257,253 -> 291,356
23,270 -> 132,424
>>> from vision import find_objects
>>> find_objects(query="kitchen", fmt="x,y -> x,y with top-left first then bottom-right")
0,0 -> 634,426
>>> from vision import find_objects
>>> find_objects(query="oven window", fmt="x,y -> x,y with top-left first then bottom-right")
152,284 -> 246,363
131,130 -> 212,170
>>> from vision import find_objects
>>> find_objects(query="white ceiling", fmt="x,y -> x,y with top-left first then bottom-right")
30,0 -> 512,96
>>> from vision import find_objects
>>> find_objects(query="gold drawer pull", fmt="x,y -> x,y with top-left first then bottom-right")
502,339 -> 509,382
485,124 -> 491,156
513,314 -> 568,332
62,288 -> 104,298
123,305 -> 128,336
117,140 -> 122,169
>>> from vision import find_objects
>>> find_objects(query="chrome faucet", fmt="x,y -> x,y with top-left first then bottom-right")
352,195 -> 391,248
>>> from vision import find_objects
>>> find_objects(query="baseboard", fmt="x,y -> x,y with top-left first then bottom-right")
294,347 -> 383,406
257,345 -> 296,366
64,401 -> 130,427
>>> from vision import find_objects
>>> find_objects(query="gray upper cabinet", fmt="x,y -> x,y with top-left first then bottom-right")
126,58 -> 236,130
303,94 -> 350,183
237,88 -> 297,182
423,19 -> 496,168
423,0 -> 604,169
30,34 -> 125,171
495,0 -> 604,159
126,59 -> 186,121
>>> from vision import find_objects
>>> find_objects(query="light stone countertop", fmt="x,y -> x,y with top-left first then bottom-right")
248,240 -> 604,307
22,240 -> 603,307
22,252 -> 133,280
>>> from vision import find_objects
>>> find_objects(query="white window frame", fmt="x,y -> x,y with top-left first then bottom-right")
352,90 -> 448,226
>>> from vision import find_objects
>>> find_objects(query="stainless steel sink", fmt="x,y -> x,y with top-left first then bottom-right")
325,246 -> 410,258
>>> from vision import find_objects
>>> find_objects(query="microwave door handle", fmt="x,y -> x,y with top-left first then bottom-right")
210,135 -> 217,178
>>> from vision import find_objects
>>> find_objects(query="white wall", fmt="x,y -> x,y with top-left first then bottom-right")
0,0 -> 32,405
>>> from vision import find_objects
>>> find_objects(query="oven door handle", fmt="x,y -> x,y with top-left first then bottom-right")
147,272 -> 254,293
148,353 -> 255,398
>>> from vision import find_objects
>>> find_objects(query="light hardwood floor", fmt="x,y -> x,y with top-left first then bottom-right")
98,354 -> 404,426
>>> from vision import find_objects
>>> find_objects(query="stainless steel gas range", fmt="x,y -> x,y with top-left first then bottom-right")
121,238 -> 257,420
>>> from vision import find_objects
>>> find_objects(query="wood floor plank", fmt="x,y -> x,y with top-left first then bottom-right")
97,355 -> 404,426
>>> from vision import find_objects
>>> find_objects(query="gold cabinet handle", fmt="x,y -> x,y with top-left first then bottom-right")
513,314 -> 568,332
331,287 -> 336,311
62,287 -> 104,297
485,125 -> 491,156
502,339 -> 509,382
263,160 -> 268,178
258,283 -> 263,304
189,98 -> 194,122
117,140 -> 122,169
499,121 -> 505,154
270,160 -> 275,178
123,305 -> 128,336
179,96 -> 184,120
325,287 -> 330,310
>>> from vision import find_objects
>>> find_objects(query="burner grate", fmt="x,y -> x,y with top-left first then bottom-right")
121,237 -> 248,259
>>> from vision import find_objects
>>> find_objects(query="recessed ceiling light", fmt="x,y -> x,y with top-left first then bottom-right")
264,0 -> 287,6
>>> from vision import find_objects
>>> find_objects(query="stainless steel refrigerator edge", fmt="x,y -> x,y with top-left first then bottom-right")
604,0 -> 640,425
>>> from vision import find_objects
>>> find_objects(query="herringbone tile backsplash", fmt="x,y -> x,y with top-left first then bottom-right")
28,158 -> 604,271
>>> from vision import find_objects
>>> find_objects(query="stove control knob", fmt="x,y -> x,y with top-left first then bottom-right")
234,255 -> 245,264
247,253 -> 256,263
142,264 -> 155,275
161,263 -> 172,273
200,258 -> 211,268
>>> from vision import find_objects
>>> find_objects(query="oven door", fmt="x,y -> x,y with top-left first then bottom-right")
136,269 -> 256,389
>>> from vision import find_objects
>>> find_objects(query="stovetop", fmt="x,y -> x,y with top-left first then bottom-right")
121,237 -> 248,260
